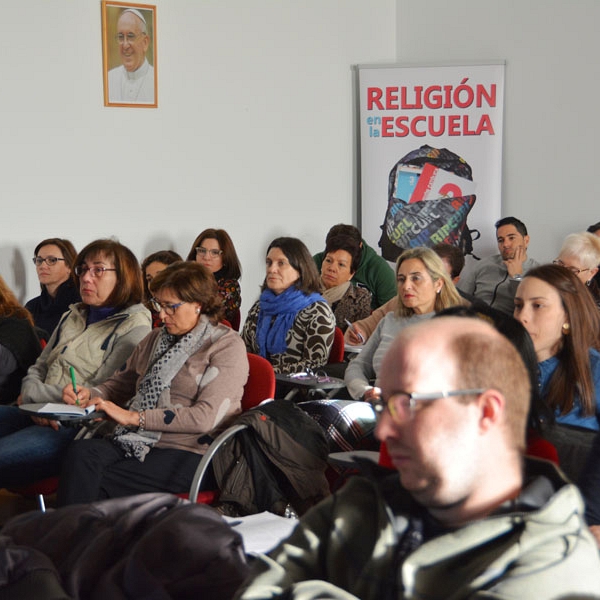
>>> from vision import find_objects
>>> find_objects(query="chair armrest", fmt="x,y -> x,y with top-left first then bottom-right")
188,423 -> 248,503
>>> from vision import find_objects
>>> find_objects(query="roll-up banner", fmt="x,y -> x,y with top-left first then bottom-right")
357,62 -> 505,262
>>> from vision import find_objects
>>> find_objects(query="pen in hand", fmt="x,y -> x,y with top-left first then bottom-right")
69,366 -> 80,406
344,319 -> 365,344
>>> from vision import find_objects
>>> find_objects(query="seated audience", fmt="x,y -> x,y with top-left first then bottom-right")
345,247 -> 463,400
515,264 -> 600,482
313,224 -> 396,309
437,301 -> 557,463
187,228 -> 242,329
457,216 -> 539,315
0,275 -> 42,404
319,233 -> 371,332
242,237 -> 335,375
141,249 -> 182,327
554,231 -> 600,309
0,239 -> 151,488
345,242 -> 468,345
514,264 -> 600,431
235,316 -> 600,599
25,238 -> 80,339
57,261 -> 248,504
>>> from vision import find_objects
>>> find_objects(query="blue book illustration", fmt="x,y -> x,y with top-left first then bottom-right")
394,165 -> 423,203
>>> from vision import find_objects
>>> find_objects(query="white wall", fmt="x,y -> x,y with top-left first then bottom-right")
0,0 -> 396,319
5,1 -> 594,315
396,0 -> 600,267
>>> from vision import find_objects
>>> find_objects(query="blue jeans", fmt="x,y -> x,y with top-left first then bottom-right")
0,405 -> 79,487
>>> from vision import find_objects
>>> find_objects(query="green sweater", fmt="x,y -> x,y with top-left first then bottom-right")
313,240 -> 396,310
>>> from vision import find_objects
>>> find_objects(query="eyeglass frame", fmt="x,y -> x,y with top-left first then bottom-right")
115,32 -> 147,44
195,247 -> 223,258
372,388 -> 485,421
74,265 -> 117,278
32,256 -> 66,267
150,298 -> 187,316
552,259 -> 589,276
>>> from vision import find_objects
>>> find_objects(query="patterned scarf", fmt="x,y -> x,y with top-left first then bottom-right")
256,287 -> 324,358
112,315 -> 215,462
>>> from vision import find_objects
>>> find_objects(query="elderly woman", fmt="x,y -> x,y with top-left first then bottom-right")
320,233 -> 371,332
0,275 -> 42,404
187,228 -> 242,329
514,264 -> 600,431
554,231 -> 600,309
242,237 -> 335,375
25,238 -> 81,339
0,239 -> 151,488
57,261 -> 248,504
141,249 -> 183,328
345,247 -> 463,401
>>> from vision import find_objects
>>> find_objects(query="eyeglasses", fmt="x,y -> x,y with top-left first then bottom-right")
150,298 -> 187,315
33,256 -> 65,267
115,32 -> 146,44
196,247 -> 223,258
372,388 -> 485,422
74,265 -> 117,278
552,259 -> 589,276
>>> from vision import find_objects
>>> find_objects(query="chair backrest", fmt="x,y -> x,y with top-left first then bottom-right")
242,353 -> 276,411
327,327 -> 345,364
229,309 -> 241,332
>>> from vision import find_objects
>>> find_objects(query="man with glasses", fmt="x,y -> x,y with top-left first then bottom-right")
108,8 -> 154,103
235,316 -> 600,599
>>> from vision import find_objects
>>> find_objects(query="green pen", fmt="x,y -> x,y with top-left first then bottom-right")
69,366 -> 80,406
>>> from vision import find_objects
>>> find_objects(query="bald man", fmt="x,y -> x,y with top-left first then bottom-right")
235,316 -> 600,599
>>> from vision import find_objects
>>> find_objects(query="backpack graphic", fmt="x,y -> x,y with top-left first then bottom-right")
378,145 -> 480,262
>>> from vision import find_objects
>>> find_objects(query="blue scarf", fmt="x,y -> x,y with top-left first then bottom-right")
256,287 -> 324,358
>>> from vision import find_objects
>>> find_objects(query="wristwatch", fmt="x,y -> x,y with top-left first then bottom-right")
511,274 -> 523,282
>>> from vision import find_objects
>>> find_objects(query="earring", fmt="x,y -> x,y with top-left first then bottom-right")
586,279 -> 592,287
562,323 -> 570,334
196,307 -> 201,314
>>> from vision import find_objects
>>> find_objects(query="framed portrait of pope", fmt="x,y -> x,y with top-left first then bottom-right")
102,1 -> 157,108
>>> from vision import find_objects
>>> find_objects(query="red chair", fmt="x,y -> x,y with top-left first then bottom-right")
229,309 -> 241,332
327,327 -> 345,364
188,353 -> 276,503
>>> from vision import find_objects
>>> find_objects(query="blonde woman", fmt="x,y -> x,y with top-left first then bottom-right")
345,247 -> 464,400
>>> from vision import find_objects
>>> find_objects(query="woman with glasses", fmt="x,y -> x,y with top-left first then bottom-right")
514,264 -> 600,432
187,228 -> 242,329
25,238 -> 81,340
57,261 -> 248,504
0,275 -> 42,405
141,250 -> 182,328
0,239 -> 151,488
554,231 -> 600,310
345,247 -> 463,401
242,236 -> 335,376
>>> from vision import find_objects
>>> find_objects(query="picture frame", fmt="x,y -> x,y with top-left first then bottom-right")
101,1 -> 157,108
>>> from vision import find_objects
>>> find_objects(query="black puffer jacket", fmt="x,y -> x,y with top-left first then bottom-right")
213,399 -> 330,516
0,493 -> 249,600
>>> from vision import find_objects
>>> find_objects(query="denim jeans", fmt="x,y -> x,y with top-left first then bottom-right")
0,405 -> 79,487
